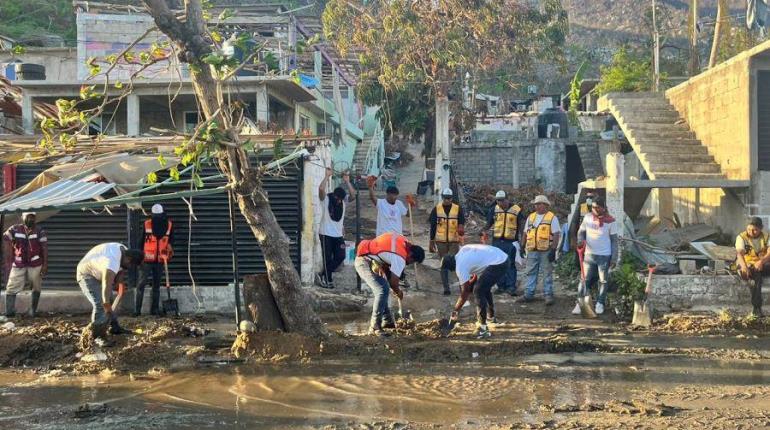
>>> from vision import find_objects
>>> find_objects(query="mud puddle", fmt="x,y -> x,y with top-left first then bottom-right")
2,353 -> 770,429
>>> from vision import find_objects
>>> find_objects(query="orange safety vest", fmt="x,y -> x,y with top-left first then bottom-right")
144,219 -> 173,263
357,232 -> 409,260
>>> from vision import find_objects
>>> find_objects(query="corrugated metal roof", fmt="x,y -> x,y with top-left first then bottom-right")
0,179 -> 115,212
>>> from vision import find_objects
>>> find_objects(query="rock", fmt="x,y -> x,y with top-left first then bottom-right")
80,352 -> 107,362
2,322 -> 16,331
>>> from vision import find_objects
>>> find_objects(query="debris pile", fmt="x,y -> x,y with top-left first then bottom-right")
231,331 -> 322,362
655,311 -> 770,334
461,184 -> 573,219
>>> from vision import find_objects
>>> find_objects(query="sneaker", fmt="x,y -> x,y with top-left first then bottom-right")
544,296 -> 555,306
443,288 -> 451,296
400,279 -> 411,289
595,302 -> 605,315
571,302 -> 581,315
487,317 -> 498,326
476,325 -> 491,339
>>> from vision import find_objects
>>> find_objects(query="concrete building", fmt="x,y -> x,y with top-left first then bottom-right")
598,39 -> 770,237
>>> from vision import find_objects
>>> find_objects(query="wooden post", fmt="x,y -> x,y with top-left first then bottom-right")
688,0 -> 700,76
242,274 -> 286,331
434,94 -> 450,204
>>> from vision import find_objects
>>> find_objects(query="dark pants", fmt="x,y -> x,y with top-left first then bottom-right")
474,258 -> 510,325
491,239 -> 518,292
320,235 -> 346,283
135,262 -> 161,315
743,265 -> 770,314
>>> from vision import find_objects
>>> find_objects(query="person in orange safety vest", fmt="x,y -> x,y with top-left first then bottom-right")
134,204 -> 174,316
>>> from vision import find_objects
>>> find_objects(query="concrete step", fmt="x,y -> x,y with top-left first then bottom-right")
637,138 -> 703,146
623,122 -> 691,132
605,91 -> 665,100
637,144 -> 710,155
652,172 -> 727,179
640,152 -> 716,164
648,161 -> 722,174
618,110 -> 681,120
610,99 -> 672,108
618,115 -> 682,124
629,130 -> 697,140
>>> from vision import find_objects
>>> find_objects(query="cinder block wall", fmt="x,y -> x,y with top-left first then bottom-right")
666,54 -> 751,180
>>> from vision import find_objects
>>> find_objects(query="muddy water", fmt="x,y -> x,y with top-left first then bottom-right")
2,354 -> 770,429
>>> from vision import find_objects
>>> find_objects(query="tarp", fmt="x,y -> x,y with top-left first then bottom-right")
0,180 -> 115,212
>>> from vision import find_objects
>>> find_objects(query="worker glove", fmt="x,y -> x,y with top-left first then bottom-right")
366,175 -> 378,188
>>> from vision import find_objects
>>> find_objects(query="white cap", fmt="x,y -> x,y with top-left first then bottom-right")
21,212 -> 36,218
151,204 -> 164,215
494,190 -> 506,199
531,195 -> 551,206
441,188 -> 453,197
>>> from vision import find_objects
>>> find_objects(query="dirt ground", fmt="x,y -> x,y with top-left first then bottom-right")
2,144 -> 770,429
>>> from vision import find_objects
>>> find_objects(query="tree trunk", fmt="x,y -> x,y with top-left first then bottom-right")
144,0 -> 326,338
708,0 -> 726,68
433,87 -> 450,204
243,274 -> 285,331
688,0 -> 700,76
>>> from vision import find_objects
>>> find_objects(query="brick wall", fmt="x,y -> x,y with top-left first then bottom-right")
666,54 -> 751,180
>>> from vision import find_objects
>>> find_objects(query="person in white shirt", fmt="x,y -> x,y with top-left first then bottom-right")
441,244 -> 510,339
367,180 -> 409,236
576,197 -> 619,315
354,233 -> 425,337
318,167 -> 356,289
76,243 -> 144,346
520,195 -> 561,305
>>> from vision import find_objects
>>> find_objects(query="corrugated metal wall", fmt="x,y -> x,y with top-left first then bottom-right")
5,159 -> 302,289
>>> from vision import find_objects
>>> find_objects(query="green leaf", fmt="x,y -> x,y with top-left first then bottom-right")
114,80 -> 123,89
147,172 -> 158,184
157,154 -> 167,168
169,167 -> 181,182
211,31 -> 223,44
193,173 -> 204,188
218,8 -> 234,21
11,45 -> 26,55
202,53 -> 224,66
139,51 -> 151,64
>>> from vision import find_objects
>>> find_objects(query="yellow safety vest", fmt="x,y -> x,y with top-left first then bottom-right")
526,211 -> 555,252
493,204 -> 520,240
580,203 -> 590,217
740,231 -> 769,264
435,203 -> 460,243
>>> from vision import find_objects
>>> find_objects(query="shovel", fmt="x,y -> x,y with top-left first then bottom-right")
161,258 -> 179,317
576,245 -> 597,319
439,313 -> 459,337
406,196 -> 420,290
397,296 -> 412,321
632,265 -> 656,328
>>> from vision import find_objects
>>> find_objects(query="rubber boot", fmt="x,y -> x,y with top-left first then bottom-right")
441,269 -> 450,295
150,286 -> 160,316
28,291 -> 40,317
5,294 -> 16,317
133,286 -> 144,317
750,277 -> 764,317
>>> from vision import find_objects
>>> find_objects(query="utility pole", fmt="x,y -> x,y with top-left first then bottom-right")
652,0 -> 661,92
688,0 -> 700,76
709,0 -> 726,68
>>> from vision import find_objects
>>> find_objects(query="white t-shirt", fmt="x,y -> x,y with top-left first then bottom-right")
735,234 -> 763,254
76,242 -> 125,281
579,212 -> 618,256
454,244 -> 508,285
376,198 -> 408,236
319,194 -> 348,238
524,213 -> 561,236
367,252 -> 407,278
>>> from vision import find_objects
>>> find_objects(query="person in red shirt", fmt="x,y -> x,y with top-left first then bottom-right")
2,212 -> 48,317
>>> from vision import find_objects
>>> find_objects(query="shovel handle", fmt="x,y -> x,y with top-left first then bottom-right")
644,264 -> 656,295
577,244 -> 586,281
163,258 -> 171,290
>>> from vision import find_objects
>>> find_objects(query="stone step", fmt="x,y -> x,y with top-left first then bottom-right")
618,110 -> 681,120
637,143 -> 710,155
618,115 -> 682,124
648,161 -> 722,174
629,129 -> 697,140
610,98 -> 672,107
605,91 -> 665,100
640,152 -> 716,164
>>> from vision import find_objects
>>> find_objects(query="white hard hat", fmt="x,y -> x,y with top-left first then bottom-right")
494,190 -> 506,199
441,188 -> 453,197
151,204 -> 165,214
21,212 -> 36,218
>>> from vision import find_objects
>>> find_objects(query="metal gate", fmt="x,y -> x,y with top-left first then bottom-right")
758,71 -> 770,171
6,159 -> 303,289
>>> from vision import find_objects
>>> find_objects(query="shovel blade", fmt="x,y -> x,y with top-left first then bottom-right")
578,295 -> 597,319
162,299 -> 179,317
439,318 -> 457,337
632,300 -> 652,327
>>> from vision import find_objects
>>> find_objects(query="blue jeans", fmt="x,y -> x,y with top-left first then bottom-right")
354,257 -> 394,329
583,253 -> 610,306
78,276 -> 109,326
492,239 -> 518,292
525,251 -> 554,298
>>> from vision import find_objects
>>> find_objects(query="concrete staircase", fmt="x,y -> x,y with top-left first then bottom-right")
576,140 -> 605,179
352,136 -> 374,175
598,92 -> 726,180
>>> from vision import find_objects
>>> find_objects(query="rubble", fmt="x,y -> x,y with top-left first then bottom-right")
461,184 -> 573,219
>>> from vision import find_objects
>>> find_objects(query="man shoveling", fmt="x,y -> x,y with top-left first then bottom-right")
735,217 -> 770,317
441,244 -> 511,339
77,243 -> 143,346
355,232 -> 425,337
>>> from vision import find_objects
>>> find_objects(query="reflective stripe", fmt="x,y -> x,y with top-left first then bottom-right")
13,233 -> 26,239
38,237 -> 47,242
391,234 -> 398,253
28,234 -> 37,239
30,255 -> 40,261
